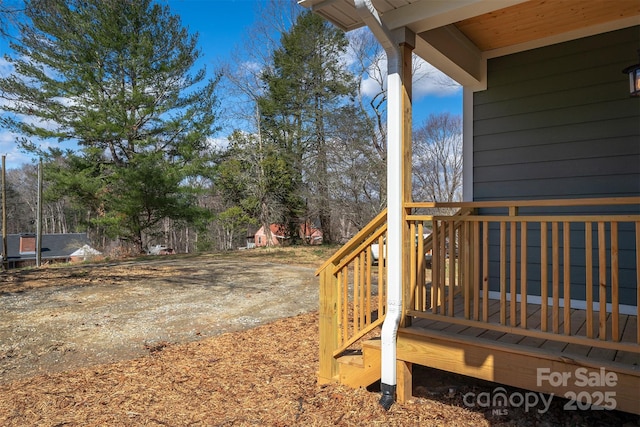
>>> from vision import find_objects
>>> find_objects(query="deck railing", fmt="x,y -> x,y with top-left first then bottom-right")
406,197 -> 640,354
317,196 -> 640,384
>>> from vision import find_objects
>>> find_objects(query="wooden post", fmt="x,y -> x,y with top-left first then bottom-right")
400,34 -> 414,329
318,264 -> 340,384
395,29 -> 414,404
396,360 -> 412,403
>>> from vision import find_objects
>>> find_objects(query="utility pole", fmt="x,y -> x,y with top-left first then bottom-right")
36,159 -> 42,267
2,155 -> 6,271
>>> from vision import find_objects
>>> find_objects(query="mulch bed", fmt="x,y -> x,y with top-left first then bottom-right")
0,312 -> 488,426
0,311 -> 637,426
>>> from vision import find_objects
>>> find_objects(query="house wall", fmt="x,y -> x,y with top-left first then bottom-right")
474,26 -> 639,200
472,26 -> 640,305
254,226 -> 281,247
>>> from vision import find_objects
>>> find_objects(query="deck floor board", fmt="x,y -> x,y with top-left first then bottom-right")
616,315 -> 640,365
410,293 -> 639,369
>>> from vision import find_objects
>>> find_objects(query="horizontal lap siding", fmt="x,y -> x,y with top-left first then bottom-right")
483,221 -> 637,304
473,26 -> 640,201
473,26 -> 640,304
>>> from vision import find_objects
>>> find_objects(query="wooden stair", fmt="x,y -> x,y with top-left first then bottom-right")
336,339 -> 382,388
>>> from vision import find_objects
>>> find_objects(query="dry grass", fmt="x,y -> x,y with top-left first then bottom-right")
215,245 -> 340,268
0,245 -> 337,294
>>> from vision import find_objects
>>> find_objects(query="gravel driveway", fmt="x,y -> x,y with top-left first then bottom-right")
0,256 -> 318,383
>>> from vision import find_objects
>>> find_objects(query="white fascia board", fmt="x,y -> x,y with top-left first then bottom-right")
415,25 -> 486,90
308,0 -> 339,8
298,0 -> 332,7
299,0 -> 366,32
383,0 -> 529,33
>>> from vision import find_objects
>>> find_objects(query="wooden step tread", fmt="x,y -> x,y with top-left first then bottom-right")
337,353 -> 364,367
336,339 -> 382,389
362,338 -> 381,350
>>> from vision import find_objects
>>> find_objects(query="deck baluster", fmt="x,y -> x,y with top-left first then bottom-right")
500,221 -> 507,325
564,222 -> 571,335
510,220 -> 518,327
541,221 -> 548,332
586,222 -> 594,339
598,221 -> 607,340
520,222 -> 528,329
612,222 -> 619,342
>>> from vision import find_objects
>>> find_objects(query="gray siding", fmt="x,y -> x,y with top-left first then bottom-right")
474,26 -> 640,200
473,26 -> 640,305
482,222 -> 637,304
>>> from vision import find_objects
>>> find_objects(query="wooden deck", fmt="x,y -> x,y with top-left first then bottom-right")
318,198 -> 640,415
408,295 -> 639,368
397,294 -> 639,414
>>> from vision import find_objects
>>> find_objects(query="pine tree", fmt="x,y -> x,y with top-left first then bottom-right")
258,11 -> 356,244
0,0 -> 220,251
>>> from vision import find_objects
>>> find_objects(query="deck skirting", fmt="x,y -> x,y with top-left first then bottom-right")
397,325 -> 640,415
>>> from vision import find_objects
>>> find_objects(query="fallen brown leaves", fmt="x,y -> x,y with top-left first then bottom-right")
0,312 -> 490,427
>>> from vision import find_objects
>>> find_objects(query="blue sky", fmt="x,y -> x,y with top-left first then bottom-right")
165,0 -> 462,121
0,0 -> 462,169
166,0 -> 259,60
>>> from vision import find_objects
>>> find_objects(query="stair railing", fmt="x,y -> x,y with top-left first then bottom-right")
316,209 -> 388,384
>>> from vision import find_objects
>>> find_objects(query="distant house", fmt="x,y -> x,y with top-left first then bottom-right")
4,233 -> 101,268
254,222 -> 323,247
254,224 -> 288,247
299,222 -> 323,245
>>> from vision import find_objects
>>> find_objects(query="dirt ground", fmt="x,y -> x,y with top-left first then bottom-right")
0,249 -> 638,426
0,253 -> 319,383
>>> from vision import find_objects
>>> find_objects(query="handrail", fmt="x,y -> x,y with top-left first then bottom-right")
407,196 -> 640,209
315,208 -> 387,276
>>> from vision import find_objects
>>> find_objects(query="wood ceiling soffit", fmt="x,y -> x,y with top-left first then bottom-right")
381,0 -> 528,33
455,0 -> 640,52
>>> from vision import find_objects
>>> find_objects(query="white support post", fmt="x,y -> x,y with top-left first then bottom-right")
355,0 -> 414,409
381,29 -> 414,409
380,50 -> 403,399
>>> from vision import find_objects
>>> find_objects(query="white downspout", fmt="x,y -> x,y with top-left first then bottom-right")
355,0 -> 408,410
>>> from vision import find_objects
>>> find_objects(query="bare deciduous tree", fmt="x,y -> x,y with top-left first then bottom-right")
413,112 -> 463,203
